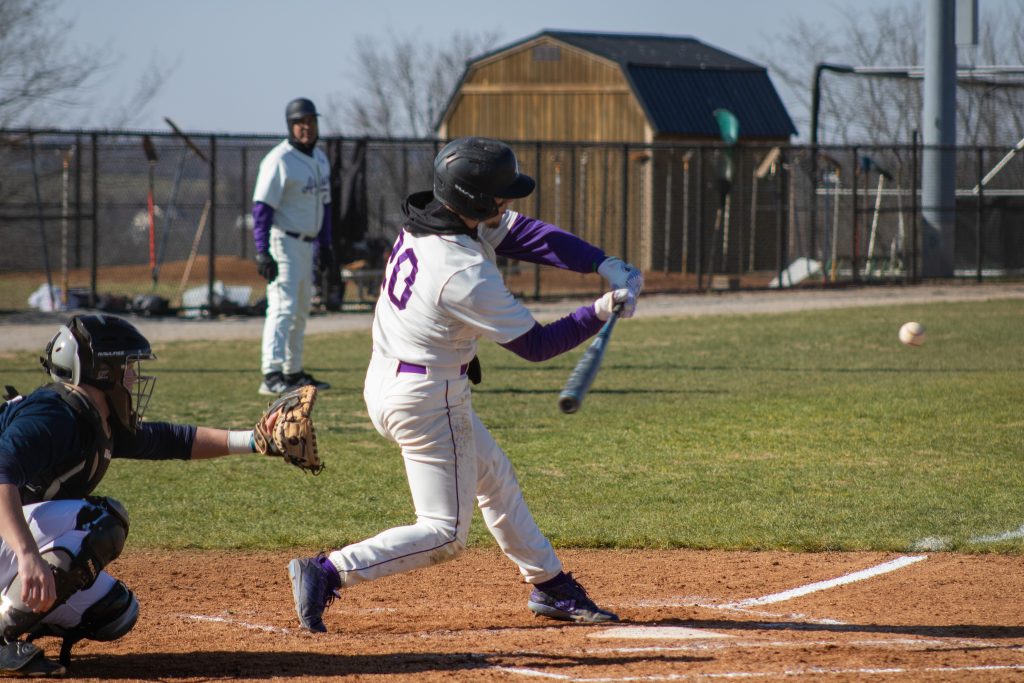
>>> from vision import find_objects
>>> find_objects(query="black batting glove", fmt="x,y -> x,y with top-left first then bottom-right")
318,246 -> 336,275
256,251 -> 278,283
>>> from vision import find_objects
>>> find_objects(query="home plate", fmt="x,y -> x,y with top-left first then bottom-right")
590,626 -> 731,640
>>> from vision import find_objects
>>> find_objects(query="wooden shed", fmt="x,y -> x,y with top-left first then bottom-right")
437,31 -> 797,273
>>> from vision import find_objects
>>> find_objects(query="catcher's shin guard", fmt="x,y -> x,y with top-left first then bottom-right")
28,580 -> 138,668
0,497 -> 128,642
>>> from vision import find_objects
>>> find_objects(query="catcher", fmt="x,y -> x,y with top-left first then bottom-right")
0,314 -> 319,677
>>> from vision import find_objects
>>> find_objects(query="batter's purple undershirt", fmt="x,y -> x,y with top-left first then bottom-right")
496,214 -> 607,362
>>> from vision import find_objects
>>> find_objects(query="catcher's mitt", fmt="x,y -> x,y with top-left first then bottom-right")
253,385 -> 323,474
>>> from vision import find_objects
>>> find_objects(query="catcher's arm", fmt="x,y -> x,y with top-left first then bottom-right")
189,424 -> 273,460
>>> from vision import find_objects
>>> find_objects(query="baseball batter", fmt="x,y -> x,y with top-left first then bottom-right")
288,137 -> 643,632
253,97 -> 333,396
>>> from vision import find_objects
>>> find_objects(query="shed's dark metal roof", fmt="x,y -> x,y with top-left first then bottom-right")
439,30 -> 797,139
543,30 -> 761,71
625,65 -> 797,138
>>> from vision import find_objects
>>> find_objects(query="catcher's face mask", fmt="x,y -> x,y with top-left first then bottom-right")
111,355 -> 156,431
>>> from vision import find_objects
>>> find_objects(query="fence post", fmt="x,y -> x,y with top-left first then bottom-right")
74,133 -> 82,269
534,141 -> 543,300
851,146 -> 859,284
976,146 -> 983,282
90,132 -> 99,308
776,149 -> 786,287
695,148 -> 704,290
240,147 -> 248,259
910,132 -> 919,282
207,135 -> 217,315
620,143 -> 629,262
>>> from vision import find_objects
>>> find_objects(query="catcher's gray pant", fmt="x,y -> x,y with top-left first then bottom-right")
261,229 -> 314,376
326,354 -> 563,587
0,500 -> 123,633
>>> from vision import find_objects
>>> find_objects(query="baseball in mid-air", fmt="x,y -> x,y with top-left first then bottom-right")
898,321 -> 926,346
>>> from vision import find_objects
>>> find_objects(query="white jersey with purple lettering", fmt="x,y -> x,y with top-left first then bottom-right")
252,140 -> 329,239
370,209 -> 534,368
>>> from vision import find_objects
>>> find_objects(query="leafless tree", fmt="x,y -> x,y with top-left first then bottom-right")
0,0 -> 107,127
758,1 -> 1024,146
326,29 -> 501,138
0,0 -> 175,129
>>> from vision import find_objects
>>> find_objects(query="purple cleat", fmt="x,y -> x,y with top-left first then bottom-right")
528,572 -> 619,623
287,557 -> 339,633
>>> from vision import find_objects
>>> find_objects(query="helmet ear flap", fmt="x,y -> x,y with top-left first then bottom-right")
41,325 -> 83,385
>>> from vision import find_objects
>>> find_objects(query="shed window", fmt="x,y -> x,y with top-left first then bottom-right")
532,45 -> 561,61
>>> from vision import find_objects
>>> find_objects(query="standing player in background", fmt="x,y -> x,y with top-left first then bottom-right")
0,314 -> 295,676
288,137 -> 643,633
252,97 -> 333,396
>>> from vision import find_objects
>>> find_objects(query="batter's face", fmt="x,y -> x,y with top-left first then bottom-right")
290,115 -> 318,146
481,198 -> 510,228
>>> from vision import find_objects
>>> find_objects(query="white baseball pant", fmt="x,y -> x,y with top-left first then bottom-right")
326,354 -> 563,586
261,230 -> 314,376
0,500 -> 120,630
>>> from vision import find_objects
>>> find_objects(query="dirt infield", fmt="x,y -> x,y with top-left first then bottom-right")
49,548 -> 1024,682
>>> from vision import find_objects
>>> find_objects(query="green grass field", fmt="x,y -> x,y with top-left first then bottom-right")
2,298 -> 1021,553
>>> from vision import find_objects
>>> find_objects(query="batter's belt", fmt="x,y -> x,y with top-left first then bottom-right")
396,360 -> 469,380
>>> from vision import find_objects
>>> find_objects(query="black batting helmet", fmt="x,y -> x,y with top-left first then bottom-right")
285,98 -> 319,123
41,314 -> 157,433
433,137 -> 535,221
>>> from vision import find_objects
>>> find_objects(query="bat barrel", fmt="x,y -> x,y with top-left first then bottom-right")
558,393 -> 580,414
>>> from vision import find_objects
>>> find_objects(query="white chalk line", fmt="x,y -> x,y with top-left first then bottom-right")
493,663 -> 1024,681
913,521 -> 1024,550
721,555 -> 927,608
584,636 -> 1010,654
180,614 -> 295,634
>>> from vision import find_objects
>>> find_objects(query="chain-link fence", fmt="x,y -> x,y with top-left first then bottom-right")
2,130 -> 1021,315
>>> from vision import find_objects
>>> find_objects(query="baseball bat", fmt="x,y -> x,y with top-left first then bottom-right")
163,117 -> 209,162
558,305 -> 622,414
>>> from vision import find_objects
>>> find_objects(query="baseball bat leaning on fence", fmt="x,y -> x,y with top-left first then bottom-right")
173,199 -> 212,308
558,304 -> 623,414
155,117 -> 210,286
28,134 -> 57,311
142,135 -> 158,288
60,145 -> 76,308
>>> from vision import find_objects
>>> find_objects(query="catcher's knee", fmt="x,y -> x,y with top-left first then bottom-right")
75,497 -> 130,580
0,497 -> 128,641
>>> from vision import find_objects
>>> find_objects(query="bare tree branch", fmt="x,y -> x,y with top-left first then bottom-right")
0,0 -> 108,127
325,29 -> 500,138
757,1 -> 1022,145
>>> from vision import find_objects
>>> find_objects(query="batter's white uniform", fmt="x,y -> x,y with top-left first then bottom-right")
327,210 -> 563,586
253,140 -> 330,377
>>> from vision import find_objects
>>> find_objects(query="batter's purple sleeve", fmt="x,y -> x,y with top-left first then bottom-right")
317,210 -> 333,251
500,305 -> 603,362
496,215 -> 606,273
252,201 -> 274,253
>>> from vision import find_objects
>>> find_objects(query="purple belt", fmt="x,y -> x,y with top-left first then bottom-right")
397,361 -> 469,376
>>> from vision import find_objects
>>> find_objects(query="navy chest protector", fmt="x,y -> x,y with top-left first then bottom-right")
21,384 -> 114,505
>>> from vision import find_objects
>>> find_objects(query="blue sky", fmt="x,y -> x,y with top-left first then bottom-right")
53,0 -> 1013,135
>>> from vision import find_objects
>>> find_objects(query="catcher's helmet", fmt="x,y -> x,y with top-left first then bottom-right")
41,314 -> 156,433
433,137 -> 535,221
285,97 -> 319,123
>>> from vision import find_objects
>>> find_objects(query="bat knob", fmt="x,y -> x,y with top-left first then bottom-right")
558,394 -> 579,414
